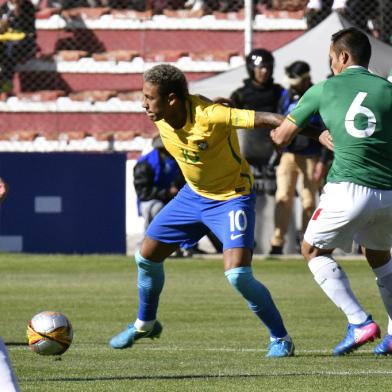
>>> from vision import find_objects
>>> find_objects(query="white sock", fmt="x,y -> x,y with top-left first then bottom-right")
134,318 -> 156,331
308,255 -> 368,325
372,259 -> 392,335
0,337 -> 19,392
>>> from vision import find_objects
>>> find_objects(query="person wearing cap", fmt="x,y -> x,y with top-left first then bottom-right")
269,61 -> 328,255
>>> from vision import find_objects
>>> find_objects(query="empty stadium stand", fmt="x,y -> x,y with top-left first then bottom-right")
0,0 -> 306,151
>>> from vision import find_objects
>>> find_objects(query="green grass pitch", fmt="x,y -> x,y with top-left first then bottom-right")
1,253 -> 391,391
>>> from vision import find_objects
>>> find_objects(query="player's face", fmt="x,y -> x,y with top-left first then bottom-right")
253,65 -> 273,85
142,82 -> 169,122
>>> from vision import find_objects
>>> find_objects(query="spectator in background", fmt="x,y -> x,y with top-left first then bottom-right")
134,135 -> 184,232
269,61 -> 327,255
306,0 -> 382,40
230,48 -> 284,197
305,0 -> 333,29
0,0 -> 36,93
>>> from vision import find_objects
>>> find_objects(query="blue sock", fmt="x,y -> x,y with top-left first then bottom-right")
225,266 -> 288,339
135,250 -> 165,322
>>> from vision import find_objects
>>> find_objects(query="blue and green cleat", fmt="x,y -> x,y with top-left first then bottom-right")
266,338 -> 295,358
109,321 -> 163,349
374,334 -> 392,355
333,315 -> 380,356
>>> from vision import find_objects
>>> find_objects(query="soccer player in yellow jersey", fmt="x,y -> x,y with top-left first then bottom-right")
110,64 -> 295,357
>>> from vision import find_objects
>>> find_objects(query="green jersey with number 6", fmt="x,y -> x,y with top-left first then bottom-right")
288,66 -> 392,189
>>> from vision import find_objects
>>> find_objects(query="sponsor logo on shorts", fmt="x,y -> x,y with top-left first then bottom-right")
230,233 -> 245,240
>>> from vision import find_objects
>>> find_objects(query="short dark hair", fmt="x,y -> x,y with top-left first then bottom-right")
285,60 -> 310,79
143,64 -> 189,101
331,27 -> 371,66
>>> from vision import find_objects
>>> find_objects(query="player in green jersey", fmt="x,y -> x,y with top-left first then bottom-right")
271,27 -> 392,356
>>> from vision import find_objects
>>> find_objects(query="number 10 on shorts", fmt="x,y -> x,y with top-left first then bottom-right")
228,209 -> 248,237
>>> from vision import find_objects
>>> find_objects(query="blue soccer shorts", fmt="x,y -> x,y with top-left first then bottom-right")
146,184 -> 256,251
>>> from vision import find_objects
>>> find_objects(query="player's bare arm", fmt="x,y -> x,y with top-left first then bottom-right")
254,112 -> 284,129
270,118 -> 299,148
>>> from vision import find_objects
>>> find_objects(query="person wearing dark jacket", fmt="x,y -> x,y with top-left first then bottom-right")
230,48 -> 284,196
0,0 -> 36,93
134,135 -> 184,231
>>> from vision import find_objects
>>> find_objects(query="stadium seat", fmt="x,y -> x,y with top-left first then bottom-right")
110,9 -> 153,20
92,50 -> 140,62
190,50 -> 239,62
117,91 -> 143,101
163,9 -> 204,18
17,90 -> 66,102
61,7 -> 111,20
55,50 -> 90,61
69,90 -> 117,102
144,50 -> 189,62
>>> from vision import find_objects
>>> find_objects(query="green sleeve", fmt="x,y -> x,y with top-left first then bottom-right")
288,81 -> 325,128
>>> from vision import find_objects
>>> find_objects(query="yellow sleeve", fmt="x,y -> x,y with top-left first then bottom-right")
230,108 -> 255,129
204,104 -> 255,129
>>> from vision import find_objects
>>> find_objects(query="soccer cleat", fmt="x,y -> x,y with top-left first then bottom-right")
332,316 -> 380,356
269,245 -> 283,256
374,334 -> 392,355
109,320 -> 163,349
266,338 -> 295,358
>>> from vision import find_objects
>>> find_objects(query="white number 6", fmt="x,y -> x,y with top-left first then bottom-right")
345,92 -> 376,138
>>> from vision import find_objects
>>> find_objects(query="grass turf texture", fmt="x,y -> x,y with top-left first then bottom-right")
1,253 -> 391,392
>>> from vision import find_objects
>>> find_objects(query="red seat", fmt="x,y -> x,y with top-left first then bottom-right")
69,90 -> 117,102
163,9 -> 204,18
111,9 -> 153,20
92,50 -> 140,62
62,7 -> 111,20
17,90 -> 66,102
190,50 -> 239,62
117,91 -> 143,101
144,50 -> 188,62
35,7 -> 60,20
56,50 -> 90,61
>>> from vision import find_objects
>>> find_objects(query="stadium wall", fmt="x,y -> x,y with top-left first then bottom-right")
0,152 -> 127,254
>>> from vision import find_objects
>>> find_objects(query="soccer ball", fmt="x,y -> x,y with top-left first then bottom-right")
27,311 -> 73,355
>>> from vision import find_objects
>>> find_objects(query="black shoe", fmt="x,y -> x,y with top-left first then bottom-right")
269,245 -> 283,255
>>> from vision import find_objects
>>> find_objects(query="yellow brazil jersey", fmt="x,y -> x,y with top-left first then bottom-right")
155,94 -> 255,201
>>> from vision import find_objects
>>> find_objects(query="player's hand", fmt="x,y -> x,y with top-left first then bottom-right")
319,130 -> 334,151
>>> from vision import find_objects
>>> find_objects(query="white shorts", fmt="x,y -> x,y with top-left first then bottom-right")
304,182 -> 392,252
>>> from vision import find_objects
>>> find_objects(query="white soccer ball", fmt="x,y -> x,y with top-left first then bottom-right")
27,311 -> 73,355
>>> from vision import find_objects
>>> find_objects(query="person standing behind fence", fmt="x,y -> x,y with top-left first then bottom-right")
271,27 -> 392,356
269,61 -> 326,255
0,0 -> 36,94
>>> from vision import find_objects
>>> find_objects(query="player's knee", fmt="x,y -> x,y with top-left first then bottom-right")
225,267 -> 253,291
135,250 -> 163,271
